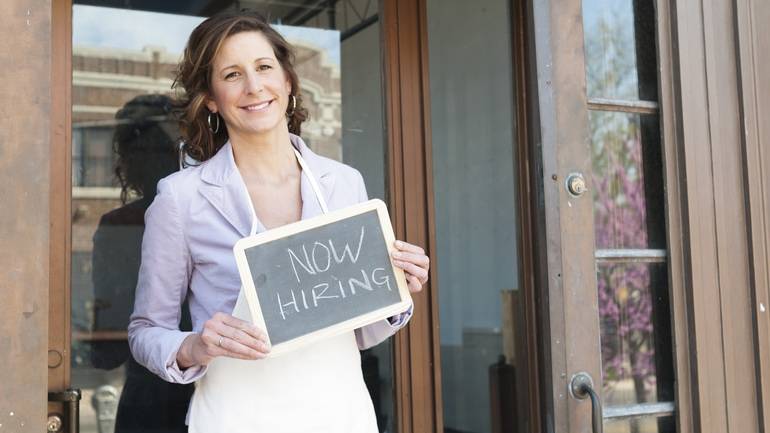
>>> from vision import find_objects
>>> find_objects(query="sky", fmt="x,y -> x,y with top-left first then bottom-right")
582,0 -> 633,31
72,5 -> 341,65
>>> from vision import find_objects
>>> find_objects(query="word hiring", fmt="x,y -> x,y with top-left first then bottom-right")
277,226 -> 393,320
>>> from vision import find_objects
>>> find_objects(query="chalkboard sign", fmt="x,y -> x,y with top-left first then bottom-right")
233,199 -> 411,356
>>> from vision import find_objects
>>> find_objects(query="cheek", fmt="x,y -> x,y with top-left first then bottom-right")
211,85 -> 239,111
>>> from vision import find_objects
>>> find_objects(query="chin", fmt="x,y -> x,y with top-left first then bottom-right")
234,118 -> 285,136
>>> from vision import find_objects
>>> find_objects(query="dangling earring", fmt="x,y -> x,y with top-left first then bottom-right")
286,95 -> 297,118
207,112 -> 220,134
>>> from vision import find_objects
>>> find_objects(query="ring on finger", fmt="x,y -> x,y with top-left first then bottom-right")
217,336 -> 224,347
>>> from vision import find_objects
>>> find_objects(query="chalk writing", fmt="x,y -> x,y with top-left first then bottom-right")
239,206 -> 405,346
276,266 -> 393,320
288,226 -> 366,283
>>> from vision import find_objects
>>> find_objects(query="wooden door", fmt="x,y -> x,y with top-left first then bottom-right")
529,0 -> 676,431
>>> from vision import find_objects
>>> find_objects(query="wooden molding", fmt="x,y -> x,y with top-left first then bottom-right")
48,0 -> 72,394
382,0 -> 442,432
735,0 -> 770,429
512,0 -> 543,431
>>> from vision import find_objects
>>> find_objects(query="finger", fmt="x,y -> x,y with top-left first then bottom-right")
391,251 -> 430,268
393,260 -> 429,284
218,314 -> 269,343
219,337 -> 268,360
230,328 -> 272,353
199,329 -> 230,358
406,274 -> 423,293
394,240 -> 425,255
208,320 -> 270,354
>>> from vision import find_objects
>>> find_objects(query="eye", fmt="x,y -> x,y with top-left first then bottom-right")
257,64 -> 273,72
224,71 -> 240,80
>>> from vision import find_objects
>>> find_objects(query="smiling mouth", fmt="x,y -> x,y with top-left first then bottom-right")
242,100 -> 273,112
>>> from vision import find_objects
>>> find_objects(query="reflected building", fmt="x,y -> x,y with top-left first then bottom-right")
71,40 -> 343,338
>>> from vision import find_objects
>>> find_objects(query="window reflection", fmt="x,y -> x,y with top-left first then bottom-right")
605,415 -> 674,433
582,0 -> 657,101
71,2 -> 394,432
90,95 -> 192,433
590,111 -> 664,249
597,262 -> 664,406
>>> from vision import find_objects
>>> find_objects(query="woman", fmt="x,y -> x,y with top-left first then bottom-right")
128,11 -> 429,433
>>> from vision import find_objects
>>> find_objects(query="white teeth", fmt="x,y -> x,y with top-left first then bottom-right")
244,101 -> 270,111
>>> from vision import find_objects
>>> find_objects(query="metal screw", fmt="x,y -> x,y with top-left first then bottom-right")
47,414 -> 63,432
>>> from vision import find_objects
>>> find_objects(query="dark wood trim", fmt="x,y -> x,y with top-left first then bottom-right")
382,1 -> 442,432
48,0 -> 72,394
417,0 -> 445,430
511,0 -> 542,431
735,0 -> 770,429
655,0 -> 694,430
0,0 -> 54,428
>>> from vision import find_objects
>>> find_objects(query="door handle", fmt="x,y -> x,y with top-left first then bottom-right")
48,389 -> 81,433
570,372 -> 603,433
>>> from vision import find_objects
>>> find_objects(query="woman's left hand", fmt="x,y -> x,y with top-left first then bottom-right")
391,240 -> 430,293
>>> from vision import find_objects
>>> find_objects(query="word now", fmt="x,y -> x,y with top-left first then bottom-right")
287,226 -> 366,283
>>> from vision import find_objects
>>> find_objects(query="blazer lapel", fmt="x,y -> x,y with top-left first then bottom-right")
198,142 -> 254,238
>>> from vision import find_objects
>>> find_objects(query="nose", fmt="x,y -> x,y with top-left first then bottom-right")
244,70 -> 263,94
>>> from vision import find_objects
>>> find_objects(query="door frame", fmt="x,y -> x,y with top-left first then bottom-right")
0,0 -> 56,428
45,1 -> 446,432
43,0 -> 770,432
383,1 -> 547,432
381,0 -> 443,431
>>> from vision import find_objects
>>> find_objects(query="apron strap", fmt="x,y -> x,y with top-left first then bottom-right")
293,148 -> 329,215
243,146 -> 329,236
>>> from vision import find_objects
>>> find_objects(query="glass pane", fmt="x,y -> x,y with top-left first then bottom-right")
590,111 -> 666,249
582,0 -> 658,101
71,2 -> 394,432
598,262 -> 673,408
427,0 -> 522,432
605,415 -> 675,433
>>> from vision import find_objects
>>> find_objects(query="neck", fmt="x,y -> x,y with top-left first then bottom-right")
229,126 -> 298,181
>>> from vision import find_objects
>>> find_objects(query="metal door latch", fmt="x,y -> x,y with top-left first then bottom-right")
566,173 -> 587,196
569,372 -> 603,433
48,389 -> 81,433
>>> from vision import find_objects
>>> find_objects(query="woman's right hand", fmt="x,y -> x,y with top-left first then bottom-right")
177,312 -> 271,368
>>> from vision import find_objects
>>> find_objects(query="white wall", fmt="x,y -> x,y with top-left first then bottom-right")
427,0 -> 520,431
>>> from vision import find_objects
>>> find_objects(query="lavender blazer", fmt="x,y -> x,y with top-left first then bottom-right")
128,134 -> 412,384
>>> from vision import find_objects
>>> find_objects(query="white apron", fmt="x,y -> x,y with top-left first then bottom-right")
188,149 -> 378,433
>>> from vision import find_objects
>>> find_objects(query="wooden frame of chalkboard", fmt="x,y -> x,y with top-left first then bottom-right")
233,199 -> 412,357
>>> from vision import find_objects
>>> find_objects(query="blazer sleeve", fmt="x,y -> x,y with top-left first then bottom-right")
352,170 -> 414,350
128,178 -> 206,383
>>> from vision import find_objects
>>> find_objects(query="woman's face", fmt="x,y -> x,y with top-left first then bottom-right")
206,31 -> 292,140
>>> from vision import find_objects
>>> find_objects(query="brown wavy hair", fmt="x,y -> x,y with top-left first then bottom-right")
173,10 -> 308,162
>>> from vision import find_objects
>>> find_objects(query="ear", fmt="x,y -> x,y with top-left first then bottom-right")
285,79 -> 292,96
205,97 -> 218,114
